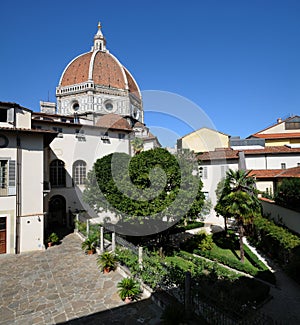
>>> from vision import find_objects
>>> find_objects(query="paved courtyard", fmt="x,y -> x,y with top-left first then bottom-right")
0,233 -> 162,325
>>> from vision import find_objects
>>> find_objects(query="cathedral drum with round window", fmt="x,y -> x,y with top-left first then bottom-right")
132,106 -> 140,120
104,101 -> 114,112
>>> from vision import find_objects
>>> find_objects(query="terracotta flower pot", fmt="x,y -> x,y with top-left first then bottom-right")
103,267 -> 110,274
124,297 -> 132,304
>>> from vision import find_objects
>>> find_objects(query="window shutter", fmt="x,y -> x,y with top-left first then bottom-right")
7,108 -> 15,123
8,160 -> 16,195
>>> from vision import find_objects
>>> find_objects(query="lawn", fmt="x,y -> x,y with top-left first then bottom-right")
180,230 -> 276,284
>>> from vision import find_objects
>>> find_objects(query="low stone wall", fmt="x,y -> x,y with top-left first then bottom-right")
261,200 -> 300,235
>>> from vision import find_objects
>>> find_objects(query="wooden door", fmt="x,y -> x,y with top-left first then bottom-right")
0,217 -> 6,254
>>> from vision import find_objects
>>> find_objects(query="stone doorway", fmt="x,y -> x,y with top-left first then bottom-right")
48,195 -> 66,228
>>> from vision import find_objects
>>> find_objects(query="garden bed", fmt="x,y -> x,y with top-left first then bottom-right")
180,230 -> 276,284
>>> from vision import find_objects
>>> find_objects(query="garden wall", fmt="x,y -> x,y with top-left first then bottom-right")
261,199 -> 300,235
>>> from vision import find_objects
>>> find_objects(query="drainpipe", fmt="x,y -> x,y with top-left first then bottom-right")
15,133 -> 22,254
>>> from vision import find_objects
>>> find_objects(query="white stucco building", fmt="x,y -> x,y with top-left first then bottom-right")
0,102 -> 56,253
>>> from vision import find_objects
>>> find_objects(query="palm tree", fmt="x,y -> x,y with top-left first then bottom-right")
131,137 -> 143,155
215,169 -> 261,263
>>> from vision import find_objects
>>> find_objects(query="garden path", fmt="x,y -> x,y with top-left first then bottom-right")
245,239 -> 300,324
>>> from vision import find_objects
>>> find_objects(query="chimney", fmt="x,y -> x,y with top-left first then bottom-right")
277,118 -> 282,123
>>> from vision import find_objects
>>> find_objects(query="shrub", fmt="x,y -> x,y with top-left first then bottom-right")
117,277 -> 141,301
180,231 -> 213,252
97,251 -> 118,272
250,216 -> 300,265
81,236 -> 97,254
48,232 -> 59,244
115,247 -> 139,271
274,178 -> 300,211
197,231 -> 214,251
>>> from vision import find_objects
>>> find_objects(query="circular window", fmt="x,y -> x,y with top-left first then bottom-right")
105,102 -> 113,111
72,102 -> 79,111
0,134 -> 9,148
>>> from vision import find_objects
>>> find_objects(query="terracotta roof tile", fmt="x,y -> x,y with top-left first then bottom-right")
248,169 -> 283,178
95,114 -> 132,131
0,126 -> 57,134
248,167 -> 300,179
251,133 -> 300,139
198,146 -> 300,161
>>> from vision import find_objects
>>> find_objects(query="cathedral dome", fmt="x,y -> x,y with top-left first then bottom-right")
56,22 -> 143,120
59,51 -> 140,99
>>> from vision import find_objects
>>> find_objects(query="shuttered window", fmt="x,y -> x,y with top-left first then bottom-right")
8,160 -> 16,195
0,160 -> 16,196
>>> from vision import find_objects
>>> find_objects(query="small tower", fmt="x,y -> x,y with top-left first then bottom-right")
92,22 -> 106,52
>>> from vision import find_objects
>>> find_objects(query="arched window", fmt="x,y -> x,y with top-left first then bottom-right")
50,159 -> 66,187
73,160 -> 87,185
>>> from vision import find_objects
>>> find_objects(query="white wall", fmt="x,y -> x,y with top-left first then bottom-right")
49,125 -> 130,177
0,132 -> 46,253
21,136 -> 44,215
261,200 -> 300,235
246,154 -> 300,170
15,108 -> 31,129
256,181 -> 274,194
19,215 -> 44,252
201,161 -> 238,222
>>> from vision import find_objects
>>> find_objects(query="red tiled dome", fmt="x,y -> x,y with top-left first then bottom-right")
59,50 -> 140,99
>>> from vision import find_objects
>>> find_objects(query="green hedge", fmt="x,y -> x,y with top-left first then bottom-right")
250,216 -> 300,265
248,216 -> 300,284
182,221 -> 204,230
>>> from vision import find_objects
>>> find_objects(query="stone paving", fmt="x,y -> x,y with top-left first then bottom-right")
0,233 -> 162,325
259,261 -> 300,325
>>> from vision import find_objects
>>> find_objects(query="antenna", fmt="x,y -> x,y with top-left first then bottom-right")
47,90 -> 50,102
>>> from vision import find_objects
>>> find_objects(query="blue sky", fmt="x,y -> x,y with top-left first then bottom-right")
1,0 -> 300,147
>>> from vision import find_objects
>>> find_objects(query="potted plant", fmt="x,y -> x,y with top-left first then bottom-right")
47,232 -> 59,247
97,251 -> 118,273
117,277 -> 142,303
81,236 -> 97,255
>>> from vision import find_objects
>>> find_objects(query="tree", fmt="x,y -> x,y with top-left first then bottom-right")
131,137 -> 144,155
215,178 -> 229,232
215,169 -> 261,263
83,148 -> 204,238
274,178 -> 300,212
